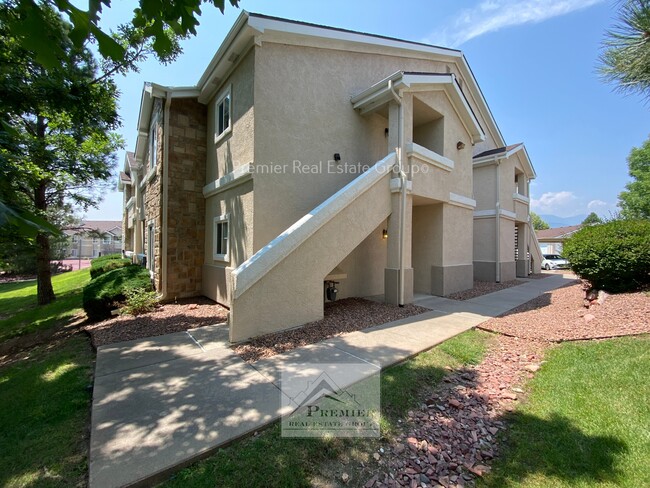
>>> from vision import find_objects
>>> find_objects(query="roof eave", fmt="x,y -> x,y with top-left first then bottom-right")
351,72 -> 485,144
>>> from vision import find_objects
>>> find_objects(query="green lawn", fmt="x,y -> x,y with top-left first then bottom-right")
0,269 -> 90,342
0,335 -> 94,487
162,330 -> 493,488
0,269 -> 94,487
482,336 -> 650,488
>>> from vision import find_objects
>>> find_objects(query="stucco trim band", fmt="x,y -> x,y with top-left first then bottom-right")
513,192 -> 530,204
232,152 -> 396,299
406,142 -> 454,172
448,192 -> 476,210
202,163 -> 253,199
473,209 -> 517,220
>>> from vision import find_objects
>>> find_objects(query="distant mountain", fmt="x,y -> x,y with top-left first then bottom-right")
539,214 -> 587,228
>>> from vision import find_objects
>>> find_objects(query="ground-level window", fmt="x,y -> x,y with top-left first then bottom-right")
215,86 -> 231,141
213,215 -> 229,261
147,222 -> 155,272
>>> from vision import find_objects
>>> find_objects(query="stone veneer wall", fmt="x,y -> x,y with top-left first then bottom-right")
143,98 -> 164,290
165,98 -> 207,298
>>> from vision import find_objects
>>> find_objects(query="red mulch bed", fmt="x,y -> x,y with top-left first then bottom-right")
478,283 -> 650,342
84,297 -> 228,347
234,298 -> 429,363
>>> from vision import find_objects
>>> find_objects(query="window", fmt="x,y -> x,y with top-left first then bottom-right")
213,215 -> 229,261
72,235 -> 79,243
71,249 -> 77,257
147,223 -> 155,272
215,86 -> 231,141
103,236 -> 111,245
149,115 -> 158,170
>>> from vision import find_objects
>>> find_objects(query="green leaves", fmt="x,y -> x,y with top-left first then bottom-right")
599,0 -> 650,99
618,136 -> 650,219
6,0 -> 240,69
563,219 -> 650,292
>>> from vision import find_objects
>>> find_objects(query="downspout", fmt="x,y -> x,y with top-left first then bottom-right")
161,91 -> 171,299
388,79 -> 407,306
495,159 -> 501,282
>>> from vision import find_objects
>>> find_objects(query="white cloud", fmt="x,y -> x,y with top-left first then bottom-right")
587,199 -> 608,210
531,190 -> 579,216
425,0 -> 605,47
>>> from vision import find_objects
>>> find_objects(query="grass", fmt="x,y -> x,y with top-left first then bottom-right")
0,335 -> 94,487
162,329 -> 493,488
0,269 -> 90,342
0,269 -> 94,487
482,335 -> 650,488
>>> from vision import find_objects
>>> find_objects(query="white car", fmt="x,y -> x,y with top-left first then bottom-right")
542,254 -> 569,270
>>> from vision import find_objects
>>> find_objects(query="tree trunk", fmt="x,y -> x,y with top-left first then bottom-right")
34,114 -> 55,305
36,230 -> 55,305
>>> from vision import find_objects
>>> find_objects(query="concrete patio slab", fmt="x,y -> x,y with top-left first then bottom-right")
90,344 -> 287,488
95,331 -> 206,378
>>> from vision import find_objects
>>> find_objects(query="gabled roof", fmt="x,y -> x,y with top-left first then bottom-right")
64,220 -> 123,236
474,144 -> 523,160
536,225 -> 582,240
118,151 -> 136,192
473,143 -> 536,179
351,71 -> 485,144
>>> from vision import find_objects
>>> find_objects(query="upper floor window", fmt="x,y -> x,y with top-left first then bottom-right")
149,115 -> 158,170
103,236 -> 112,244
215,86 -> 231,142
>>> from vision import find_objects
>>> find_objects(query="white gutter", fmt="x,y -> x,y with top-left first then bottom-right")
388,79 -> 407,306
161,91 -> 172,299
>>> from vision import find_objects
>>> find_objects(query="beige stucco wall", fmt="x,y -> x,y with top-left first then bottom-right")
206,49 -> 255,182
251,42 -> 489,253
333,221 -> 388,300
230,170 -> 392,342
203,179 -> 254,306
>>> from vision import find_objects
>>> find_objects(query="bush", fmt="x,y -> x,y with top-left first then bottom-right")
83,265 -> 152,321
120,287 -> 159,316
90,254 -> 132,279
563,219 -> 650,292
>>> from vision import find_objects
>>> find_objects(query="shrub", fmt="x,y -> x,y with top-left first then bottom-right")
90,254 -> 132,279
83,265 -> 152,321
120,287 -> 159,316
563,219 -> 650,292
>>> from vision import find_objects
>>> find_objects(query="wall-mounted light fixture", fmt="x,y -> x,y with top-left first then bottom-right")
382,229 -> 388,239
333,153 -> 341,162
456,141 -> 466,150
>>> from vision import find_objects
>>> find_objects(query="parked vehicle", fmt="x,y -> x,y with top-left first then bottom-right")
542,254 -> 570,270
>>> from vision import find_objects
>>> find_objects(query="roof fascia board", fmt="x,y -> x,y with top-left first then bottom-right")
457,55 -> 505,147
248,14 -> 460,58
197,11 -> 259,103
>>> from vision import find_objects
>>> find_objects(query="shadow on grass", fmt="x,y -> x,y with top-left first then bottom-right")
483,411 -> 628,487
0,335 -> 93,487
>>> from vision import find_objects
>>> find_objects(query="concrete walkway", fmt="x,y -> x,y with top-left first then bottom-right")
89,273 -> 575,487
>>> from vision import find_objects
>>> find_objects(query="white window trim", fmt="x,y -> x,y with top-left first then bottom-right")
149,113 -> 159,170
213,214 -> 230,262
214,84 -> 232,145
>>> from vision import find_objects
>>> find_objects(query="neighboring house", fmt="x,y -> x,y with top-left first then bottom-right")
119,12 -> 542,343
536,225 -> 581,255
63,220 -> 123,258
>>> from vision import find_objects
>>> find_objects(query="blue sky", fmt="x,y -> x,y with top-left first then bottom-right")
85,0 -> 647,222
